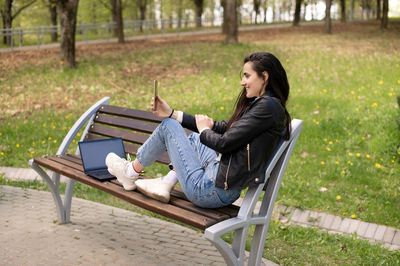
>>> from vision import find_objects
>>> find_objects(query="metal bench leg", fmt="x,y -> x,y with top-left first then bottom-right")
28,159 -> 67,223
205,219 -> 250,266
248,222 -> 270,266
64,178 -> 75,222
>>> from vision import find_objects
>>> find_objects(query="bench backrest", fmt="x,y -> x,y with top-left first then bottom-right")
83,104 -> 182,165
236,119 -> 303,219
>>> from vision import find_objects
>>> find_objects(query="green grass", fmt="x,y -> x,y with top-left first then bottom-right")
1,21 -> 399,231
2,177 -> 399,265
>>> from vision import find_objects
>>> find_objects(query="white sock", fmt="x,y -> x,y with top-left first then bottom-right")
162,170 -> 178,185
125,162 -> 140,177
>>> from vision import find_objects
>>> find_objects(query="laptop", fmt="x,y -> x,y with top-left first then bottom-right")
78,138 -> 126,181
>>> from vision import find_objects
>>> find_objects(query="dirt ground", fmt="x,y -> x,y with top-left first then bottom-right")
1,21 -> 399,74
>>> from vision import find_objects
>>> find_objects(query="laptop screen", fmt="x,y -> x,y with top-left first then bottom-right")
79,138 -> 126,172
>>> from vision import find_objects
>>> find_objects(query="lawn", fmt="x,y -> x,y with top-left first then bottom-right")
0,20 -> 399,263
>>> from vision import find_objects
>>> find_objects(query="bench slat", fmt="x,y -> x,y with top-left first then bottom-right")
98,105 -> 163,123
89,124 -> 149,145
84,134 -> 171,164
34,156 -> 218,230
94,113 -> 159,134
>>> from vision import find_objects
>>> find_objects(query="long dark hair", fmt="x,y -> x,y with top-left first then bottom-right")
226,52 -> 291,140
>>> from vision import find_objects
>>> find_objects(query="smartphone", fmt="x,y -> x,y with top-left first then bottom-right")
153,80 -> 158,110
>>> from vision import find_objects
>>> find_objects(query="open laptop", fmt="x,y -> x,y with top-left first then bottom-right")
78,138 -> 126,181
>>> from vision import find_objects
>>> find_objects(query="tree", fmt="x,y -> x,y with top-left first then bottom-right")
325,0 -> 331,34
99,0 -> 124,42
293,0 -> 301,26
224,0 -> 237,43
376,0 -> 381,20
263,0 -> 267,23
45,0 -> 58,42
192,0 -> 203,27
340,0 -> 345,22
138,0 -> 146,32
0,0 -> 37,46
381,0 -> 388,29
253,0 -> 260,24
57,0 -> 79,68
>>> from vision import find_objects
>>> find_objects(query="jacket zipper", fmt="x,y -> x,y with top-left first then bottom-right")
247,144 -> 251,171
224,155 -> 232,190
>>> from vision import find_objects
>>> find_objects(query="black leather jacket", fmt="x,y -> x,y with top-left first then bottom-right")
181,92 -> 286,190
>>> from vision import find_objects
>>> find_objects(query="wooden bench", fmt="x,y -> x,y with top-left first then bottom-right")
29,97 -> 302,266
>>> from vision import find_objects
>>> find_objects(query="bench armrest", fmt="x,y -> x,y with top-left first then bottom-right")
56,97 -> 110,156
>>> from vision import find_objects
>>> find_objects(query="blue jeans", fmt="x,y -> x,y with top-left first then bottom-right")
136,118 -> 241,208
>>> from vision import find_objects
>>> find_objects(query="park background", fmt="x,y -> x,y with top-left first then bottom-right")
1,0 -> 400,264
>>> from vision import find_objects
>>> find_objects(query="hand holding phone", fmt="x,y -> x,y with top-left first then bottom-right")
153,80 -> 158,111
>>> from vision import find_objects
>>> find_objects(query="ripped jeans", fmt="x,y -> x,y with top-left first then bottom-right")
136,118 -> 240,208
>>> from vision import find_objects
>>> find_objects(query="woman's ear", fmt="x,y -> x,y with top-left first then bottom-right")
263,71 -> 269,82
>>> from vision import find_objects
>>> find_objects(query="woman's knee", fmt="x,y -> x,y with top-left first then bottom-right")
160,118 -> 180,129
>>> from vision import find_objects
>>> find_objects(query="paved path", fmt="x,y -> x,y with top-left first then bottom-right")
0,185 -> 276,265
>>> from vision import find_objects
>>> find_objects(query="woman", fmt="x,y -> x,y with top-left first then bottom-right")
106,52 -> 291,208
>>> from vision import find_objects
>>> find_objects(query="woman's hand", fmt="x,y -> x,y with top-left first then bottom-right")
195,114 -> 214,132
151,96 -> 172,118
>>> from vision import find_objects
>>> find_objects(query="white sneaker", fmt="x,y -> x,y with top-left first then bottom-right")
105,153 -> 138,191
135,178 -> 175,203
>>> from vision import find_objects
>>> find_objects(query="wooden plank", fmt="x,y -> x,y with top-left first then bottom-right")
98,105 -> 163,123
89,124 -> 149,145
33,156 -> 218,230
84,133 -> 171,164
169,197 -> 229,221
96,106 -> 193,135
94,113 -> 158,134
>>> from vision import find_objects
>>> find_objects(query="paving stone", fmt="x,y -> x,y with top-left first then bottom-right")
392,230 -> 400,246
330,216 -> 342,231
321,214 -> 335,229
364,223 -> 378,239
383,227 -> 396,244
374,225 -> 387,241
356,221 -> 369,237
347,219 -> 360,234
339,218 -> 352,232
290,208 -> 303,223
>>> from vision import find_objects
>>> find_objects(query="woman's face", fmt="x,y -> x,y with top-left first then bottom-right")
241,62 -> 268,98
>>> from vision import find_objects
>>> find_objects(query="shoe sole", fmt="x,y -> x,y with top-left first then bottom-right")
136,185 -> 169,203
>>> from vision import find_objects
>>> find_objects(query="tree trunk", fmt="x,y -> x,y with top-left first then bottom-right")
254,0 -> 261,24
193,0 -> 203,28
115,0 -> 124,42
263,0 -> 268,23
49,2 -> 58,42
1,0 -> 12,45
221,0 -> 227,34
302,2 -> 307,21
1,0 -> 37,46
110,0 -> 117,37
376,0 -> 381,20
350,0 -> 354,21
224,0 -> 237,43
293,0 -> 301,26
381,0 -> 388,29
340,0 -> 346,23
325,0 -> 331,34
57,0 -> 79,68
138,0 -> 146,32
177,0 -> 183,29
